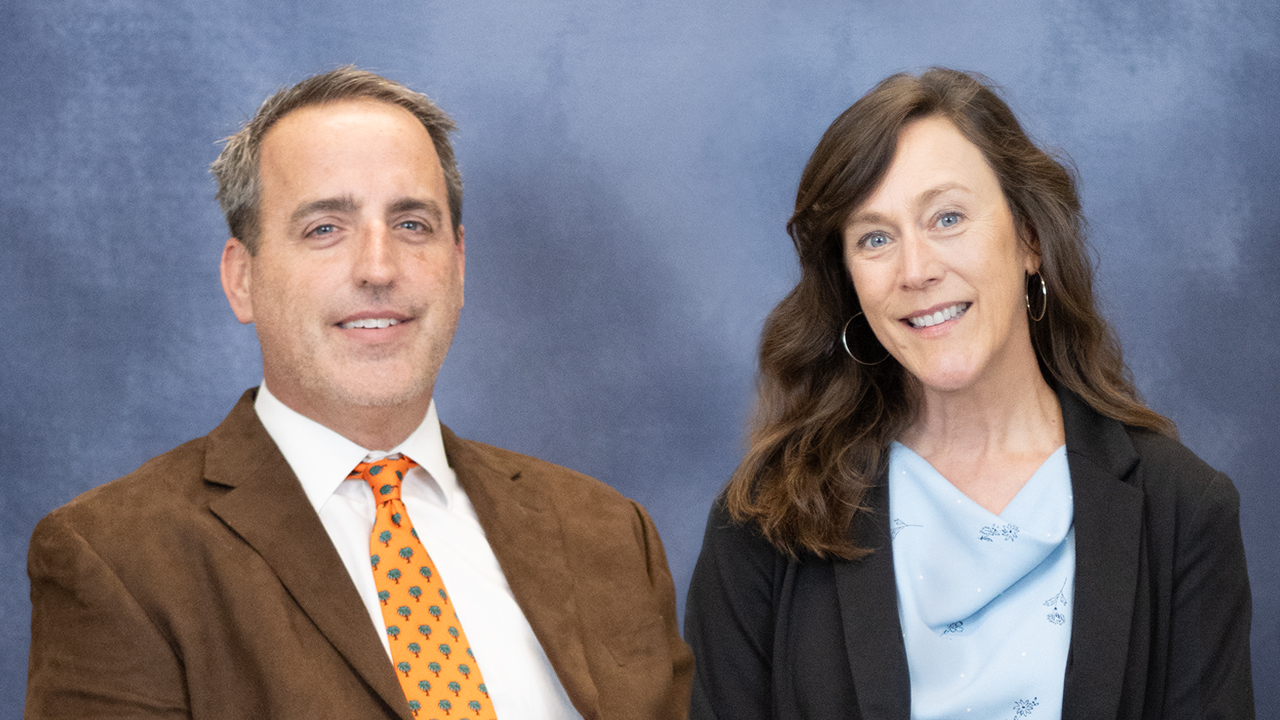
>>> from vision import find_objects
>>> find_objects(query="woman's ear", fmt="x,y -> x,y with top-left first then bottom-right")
1019,221 -> 1042,275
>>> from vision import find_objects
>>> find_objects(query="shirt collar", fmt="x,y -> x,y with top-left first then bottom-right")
253,382 -> 458,511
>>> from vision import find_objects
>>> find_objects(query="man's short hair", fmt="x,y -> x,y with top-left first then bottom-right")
211,66 -> 462,254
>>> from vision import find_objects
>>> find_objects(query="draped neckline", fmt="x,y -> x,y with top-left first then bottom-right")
889,441 -> 1075,720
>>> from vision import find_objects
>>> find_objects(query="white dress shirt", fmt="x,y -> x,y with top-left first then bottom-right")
254,383 -> 580,719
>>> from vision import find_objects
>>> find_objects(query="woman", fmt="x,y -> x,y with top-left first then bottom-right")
684,68 -> 1253,720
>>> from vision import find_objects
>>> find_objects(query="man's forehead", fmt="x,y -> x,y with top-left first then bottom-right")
271,97 -> 421,131
260,99 -> 438,165
257,99 -> 447,216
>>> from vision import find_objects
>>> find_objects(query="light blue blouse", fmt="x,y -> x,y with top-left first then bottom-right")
889,442 -> 1074,720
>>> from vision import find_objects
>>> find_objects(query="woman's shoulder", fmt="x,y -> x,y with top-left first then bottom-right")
1125,425 -> 1219,475
1059,387 -> 1237,511
698,497 -> 786,561
1124,426 -> 1229,484
1122,425 -> 1241,527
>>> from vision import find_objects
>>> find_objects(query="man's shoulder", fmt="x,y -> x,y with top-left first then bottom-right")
46,435 -> 210,525
28,432 -> 232,599
38,389 -> 264,536
444,428 -> 635,508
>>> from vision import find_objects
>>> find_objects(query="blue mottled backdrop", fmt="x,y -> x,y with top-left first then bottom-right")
2,0 -> 1276,716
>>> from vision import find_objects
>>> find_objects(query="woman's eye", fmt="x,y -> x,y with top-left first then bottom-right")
937,212 -> 961,229
862,232 -> 890,249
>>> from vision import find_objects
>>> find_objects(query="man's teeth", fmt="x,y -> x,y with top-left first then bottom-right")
908,304 -> 968,329
341,318 -> 400,329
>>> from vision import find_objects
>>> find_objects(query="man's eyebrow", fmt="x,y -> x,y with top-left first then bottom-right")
290,196 -> 359,224
388,198 -> 443,224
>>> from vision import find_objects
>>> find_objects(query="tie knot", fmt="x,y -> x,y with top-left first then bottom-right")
349,454 -> 420,503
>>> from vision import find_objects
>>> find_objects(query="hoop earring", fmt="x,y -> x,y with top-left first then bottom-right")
1026,273 -> 1047,322
841,312 -> 890,366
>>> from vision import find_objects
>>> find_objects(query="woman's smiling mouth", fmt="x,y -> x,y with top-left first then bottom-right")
905,302 -> 971,329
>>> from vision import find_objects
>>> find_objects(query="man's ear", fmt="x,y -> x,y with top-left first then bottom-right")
455,224 -> 465,307
220,238 -> 255,325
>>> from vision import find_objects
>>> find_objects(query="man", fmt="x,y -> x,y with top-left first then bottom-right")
27,67 -> 692,719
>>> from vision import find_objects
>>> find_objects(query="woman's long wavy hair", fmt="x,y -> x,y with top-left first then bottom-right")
724,68 -> 1174,559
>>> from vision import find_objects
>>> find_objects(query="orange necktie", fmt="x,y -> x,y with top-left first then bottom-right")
349,455 -> 495,719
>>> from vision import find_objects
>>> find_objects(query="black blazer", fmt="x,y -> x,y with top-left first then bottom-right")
684,389 -> 1253,719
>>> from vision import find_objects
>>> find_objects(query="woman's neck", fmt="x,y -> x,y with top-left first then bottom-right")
899,358 -> 1065,515
904,370 -> 1061,453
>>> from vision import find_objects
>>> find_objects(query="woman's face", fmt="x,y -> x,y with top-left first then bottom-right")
842,115 -> 1040,396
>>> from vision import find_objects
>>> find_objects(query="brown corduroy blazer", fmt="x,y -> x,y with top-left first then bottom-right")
27,389 -> 693,719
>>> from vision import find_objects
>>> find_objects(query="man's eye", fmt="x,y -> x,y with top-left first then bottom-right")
937,212 -> 961,228
399,220 -> 431,232
311,224 -> 336,236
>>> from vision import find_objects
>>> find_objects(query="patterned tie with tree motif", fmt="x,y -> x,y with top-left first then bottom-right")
349,455 -> 495,719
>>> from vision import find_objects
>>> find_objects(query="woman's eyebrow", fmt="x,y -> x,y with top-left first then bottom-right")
913,182 -> 971,211
846,183 -> 972,228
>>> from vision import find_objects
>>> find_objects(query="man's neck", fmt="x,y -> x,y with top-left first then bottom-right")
261,381 -> 432,451
330,407 -> 429,451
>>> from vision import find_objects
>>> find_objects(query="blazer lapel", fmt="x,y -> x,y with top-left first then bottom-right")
442,428 -> 600,720
832,390 -> 1145,719
1058,389 -> 1144,720
203,391 -> 412,720
834,482 -> 912,720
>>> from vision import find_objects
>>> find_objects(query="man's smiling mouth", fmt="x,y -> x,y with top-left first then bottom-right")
340,318 -> 402,329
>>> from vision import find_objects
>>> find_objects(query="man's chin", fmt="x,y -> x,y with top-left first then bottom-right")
306,377 -> 434,411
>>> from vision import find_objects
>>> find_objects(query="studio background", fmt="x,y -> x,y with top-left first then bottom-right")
2,0 -> 1276,716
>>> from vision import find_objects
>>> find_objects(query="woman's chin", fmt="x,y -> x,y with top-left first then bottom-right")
901,359 -> 983,396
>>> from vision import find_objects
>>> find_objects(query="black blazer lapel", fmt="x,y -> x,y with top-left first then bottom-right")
203,391 -> 412,720
834,482 -> 912,720
442,428 -> 600,720
1058,389 -> 1145,720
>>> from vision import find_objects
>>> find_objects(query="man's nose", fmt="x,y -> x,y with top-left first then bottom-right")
352,222 -> 398,287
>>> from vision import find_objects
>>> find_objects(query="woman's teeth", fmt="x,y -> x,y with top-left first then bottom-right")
907,303 -> 968,329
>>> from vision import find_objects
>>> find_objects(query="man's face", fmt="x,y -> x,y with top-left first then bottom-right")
222,99 -> 464,428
